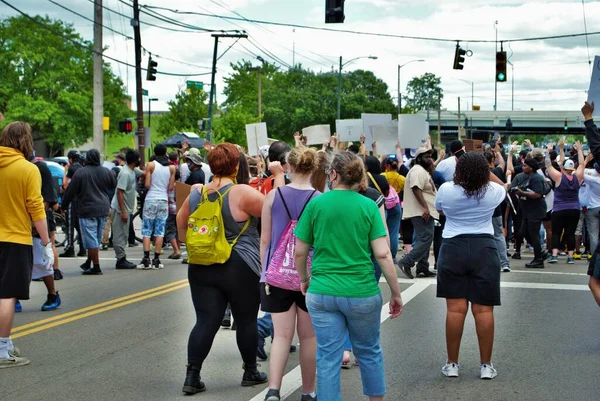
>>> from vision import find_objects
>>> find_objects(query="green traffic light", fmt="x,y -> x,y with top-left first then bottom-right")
564,126 -> 568,130
497,73 -> 506,82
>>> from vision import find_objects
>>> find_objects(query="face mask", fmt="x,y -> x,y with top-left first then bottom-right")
327,173 -> 336,190
187,162 -> 195,171
284,171 -> 291,181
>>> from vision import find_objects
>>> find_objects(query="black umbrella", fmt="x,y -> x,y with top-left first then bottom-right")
159,132 -> 205,148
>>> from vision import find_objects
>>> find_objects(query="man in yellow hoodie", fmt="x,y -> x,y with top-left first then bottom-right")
0,122 -> 49,368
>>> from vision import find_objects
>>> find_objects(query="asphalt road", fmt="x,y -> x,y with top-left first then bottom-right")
2,245 -> 598,401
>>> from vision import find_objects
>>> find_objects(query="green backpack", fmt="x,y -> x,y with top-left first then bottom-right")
186,185 -> 249,265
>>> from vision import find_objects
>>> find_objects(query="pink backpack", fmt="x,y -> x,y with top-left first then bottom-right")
265,188 -> 316,291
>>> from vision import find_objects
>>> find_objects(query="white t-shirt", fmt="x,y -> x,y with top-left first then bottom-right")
179,163 -> 190,183
584,170 -> 600,209
435,156 -> 457,183
201,163 -> 213,182
435,182 -> 506,239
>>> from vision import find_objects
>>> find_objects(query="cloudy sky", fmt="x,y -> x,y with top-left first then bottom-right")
4,0 -> 600,114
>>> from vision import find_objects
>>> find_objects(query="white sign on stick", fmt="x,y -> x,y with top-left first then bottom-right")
398,114 -> 427,149
245,123 -> 268,156
336,119 -> 363,142
362,114 -> 392,151
371,121 -> 399,156
588,56 -> 600,115
302,125 -> 331,145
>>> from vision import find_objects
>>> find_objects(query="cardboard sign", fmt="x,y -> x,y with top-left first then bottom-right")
362,114 -> 392,151
398,114 -> 427,149
175,181 -> 192,212
371,121 -> 399,155
588,56 -> 600,115
336,119 -> 363,142
302,125 -> 331,145
245,123 -> 269,156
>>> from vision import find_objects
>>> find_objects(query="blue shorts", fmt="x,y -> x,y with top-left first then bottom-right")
79,217 -> 107,250
142,199 -> 168,237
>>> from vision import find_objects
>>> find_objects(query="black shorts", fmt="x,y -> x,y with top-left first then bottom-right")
47,211 -> 56,233
588,250 -> 600,279
260,282 -> 307,313
0,242 -> 33,300
165,214 -> 177,242
543,210 -> 552,222
436,234 -> 501,306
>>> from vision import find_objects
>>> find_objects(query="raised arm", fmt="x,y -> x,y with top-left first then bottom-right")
433,149 -> 446,168
558,139 -> 565,167
545,144 -> 562,185
582,102 -> 600,165
395,141 -> 404,162
507,141 -> 517,176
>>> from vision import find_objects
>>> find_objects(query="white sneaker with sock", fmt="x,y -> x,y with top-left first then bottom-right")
441,362 -> 459,377
480,363 -> 497,379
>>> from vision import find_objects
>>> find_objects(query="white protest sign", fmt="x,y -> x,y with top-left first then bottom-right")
302,125 -> 331,145
588,56 -> 600,115
336,119 -> 363,142
371,121 -> 399,156
362,113 -> 392,151
102,161 -> 114,170
245,123 -> 268,156
398,114 -> 427,149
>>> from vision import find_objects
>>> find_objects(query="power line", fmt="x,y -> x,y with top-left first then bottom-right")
47,0 -> 132,39
143,4 -> 600,44
0,0 -> 211,77
247,37 -> 291,68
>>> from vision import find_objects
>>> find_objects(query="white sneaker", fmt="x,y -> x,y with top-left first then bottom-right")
441,362 -> 459,377
502,266 -> 511,273
480,363 -> 497,379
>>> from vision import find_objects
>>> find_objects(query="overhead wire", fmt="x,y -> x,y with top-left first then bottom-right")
47,0 -> 132,39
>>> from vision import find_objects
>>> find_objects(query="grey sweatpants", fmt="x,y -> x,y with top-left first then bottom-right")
111,209 -> 130,260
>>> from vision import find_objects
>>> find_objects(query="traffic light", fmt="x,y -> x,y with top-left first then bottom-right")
146,57 -> 158,81
118,120 -> 133,133
496,51 -> 507,82
564,119 -> 568,131
325,0 -> 345,23
453,44 -> 466,70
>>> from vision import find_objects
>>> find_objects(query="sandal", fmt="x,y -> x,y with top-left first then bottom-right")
342,352 -> 351,369
168,253 -> 182,260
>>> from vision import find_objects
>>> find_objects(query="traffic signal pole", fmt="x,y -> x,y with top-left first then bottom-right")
93,0 -> 104,156
132,0 -> 145,164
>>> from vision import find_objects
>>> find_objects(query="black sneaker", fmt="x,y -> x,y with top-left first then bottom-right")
53,269 -> 64,280
115,258 -> 136,270
59,248 -> 75,258
222,315 -> 231,328
400,265 -> 414,280
82,267 -> 103,275
231,320 -> 237,331
257,335 -> 268,361
525,258 -> 545,269
241,363 -> 268,387
100,244 -> 108,251
80,260 -> 91,271
137,257 -> 151,270
264,388 -> 280,401
511,252 -> 521,260
182,365 -> 206,395
416,270 -> 436,278
77,249 -> 87,257
152,258 -> 164,270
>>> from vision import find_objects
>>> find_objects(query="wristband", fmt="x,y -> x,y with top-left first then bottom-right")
300,276 -> 311,283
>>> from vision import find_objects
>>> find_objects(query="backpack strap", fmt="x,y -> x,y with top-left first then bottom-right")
299,189 -> 317,219
277,187 -> 292,220
367,173 -> 384,194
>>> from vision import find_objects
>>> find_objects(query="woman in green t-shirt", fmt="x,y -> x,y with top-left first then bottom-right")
294,151 -> 403,401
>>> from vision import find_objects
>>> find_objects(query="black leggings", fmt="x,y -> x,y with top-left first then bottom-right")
187,251 -> 260,369
551,209 -> 580,251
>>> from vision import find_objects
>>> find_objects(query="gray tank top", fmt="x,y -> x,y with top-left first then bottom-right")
189,184 -> 261,276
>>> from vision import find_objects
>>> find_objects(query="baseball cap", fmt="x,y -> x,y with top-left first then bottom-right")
563,159 -> 575,171
414,147 -> 433,159
185,148 -> 203,165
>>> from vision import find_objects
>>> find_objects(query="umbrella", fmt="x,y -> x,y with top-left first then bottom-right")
160,132 -> 205,149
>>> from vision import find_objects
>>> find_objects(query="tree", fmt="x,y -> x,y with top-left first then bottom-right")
0,15 -> 131,154
212,106 -> 259,145
405,73 -> 443,112
156,86 -> 208,139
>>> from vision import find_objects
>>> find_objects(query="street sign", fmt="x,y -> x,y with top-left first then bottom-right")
186,81 -> 204,91
142,89 -> 148,96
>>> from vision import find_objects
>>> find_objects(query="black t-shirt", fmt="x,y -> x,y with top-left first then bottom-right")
186,168 -> 206,185
398,164 -> 409,177
35,161 -> 57,205
490,166 -> 506,217
368,173 -> 390,197
361,187 -> 385,208
520,173 -> 547,219
67,162 -> 82,179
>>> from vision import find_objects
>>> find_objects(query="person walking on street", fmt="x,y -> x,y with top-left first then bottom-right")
111,150 -> 141,270
60,150 -> 85,258
485,150 -> 511,273
62,149 -> 116,275
398,147 -> 438,279
0,122 -> 49,368
138,144 -> 176,270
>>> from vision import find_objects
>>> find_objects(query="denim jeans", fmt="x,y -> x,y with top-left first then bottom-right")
307,292 -> 385,400
79,217 -> 107,250
400,216 -> 434,272
492,216 -> 510,269
257,312 -> 273,339
385,204 -> 401,261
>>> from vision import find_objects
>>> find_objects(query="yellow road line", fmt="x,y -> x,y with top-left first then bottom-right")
12,279 -> 189,334
12,283 -> 190,339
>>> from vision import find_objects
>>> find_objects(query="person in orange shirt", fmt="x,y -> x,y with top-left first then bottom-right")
0,122 -> 49,368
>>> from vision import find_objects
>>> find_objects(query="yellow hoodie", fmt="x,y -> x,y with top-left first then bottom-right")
0,147 -> 45,245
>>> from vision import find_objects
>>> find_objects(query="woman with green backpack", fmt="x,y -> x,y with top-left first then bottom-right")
176,143 -> 267,395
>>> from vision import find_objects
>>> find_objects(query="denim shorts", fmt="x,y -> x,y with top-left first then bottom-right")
142,199 -> 168,237
79,217 -> 107,250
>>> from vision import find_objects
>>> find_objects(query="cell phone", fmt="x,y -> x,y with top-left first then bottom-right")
387,154 -> 397,159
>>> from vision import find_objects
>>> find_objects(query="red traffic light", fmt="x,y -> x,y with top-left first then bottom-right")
119,120 -> 133,133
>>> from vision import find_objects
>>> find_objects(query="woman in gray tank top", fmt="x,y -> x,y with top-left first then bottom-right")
176,143 -> 267,395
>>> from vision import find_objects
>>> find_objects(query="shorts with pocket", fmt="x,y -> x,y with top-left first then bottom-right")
260,282 -> 308,313
142,199 -> 168,237
0,241 -> 34,299
436,234 -> 501,306
79,217 -> 107,250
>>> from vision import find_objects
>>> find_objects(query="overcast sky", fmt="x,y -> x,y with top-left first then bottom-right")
4,0 -> 600,114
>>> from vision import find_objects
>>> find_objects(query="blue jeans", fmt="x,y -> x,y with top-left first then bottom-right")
400,216 -> 434,272
257,312 -> 273,339
307,292 -> 385,400
385,204 -> 401,261
79,217 -> 107,250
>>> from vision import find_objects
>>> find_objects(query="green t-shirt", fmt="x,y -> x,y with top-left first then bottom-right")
294,189 -> 386,298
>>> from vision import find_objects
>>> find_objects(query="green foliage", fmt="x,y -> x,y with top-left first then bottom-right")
156,87 -> 208,139
212,106 -> 259,145
222,62 -> 396,143
405,73 -> 443,112
0,15 -> 130,154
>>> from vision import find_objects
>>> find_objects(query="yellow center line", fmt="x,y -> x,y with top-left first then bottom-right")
12,279 -> 189,334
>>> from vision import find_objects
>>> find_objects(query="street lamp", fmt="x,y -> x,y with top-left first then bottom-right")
148,98 -> 158,127
458,79 -> 474,111
337,55 -> 378,119
397,59 -> 424,115
507,60 -> 515,111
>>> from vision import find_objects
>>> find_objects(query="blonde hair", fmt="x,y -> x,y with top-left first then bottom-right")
286,146 -> 317,175
0,122 -> 34,160
329,151 -> 368,192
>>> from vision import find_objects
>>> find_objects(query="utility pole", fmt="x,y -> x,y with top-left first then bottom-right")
437,91 -> 442,150
337,56 -> 342,120
132,0 -> 145,164
494,21 -> 498,111
93,0 -> 104,156
397,64 -> 401,115
457,97 -> 461,140
207,33 -> 248,143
